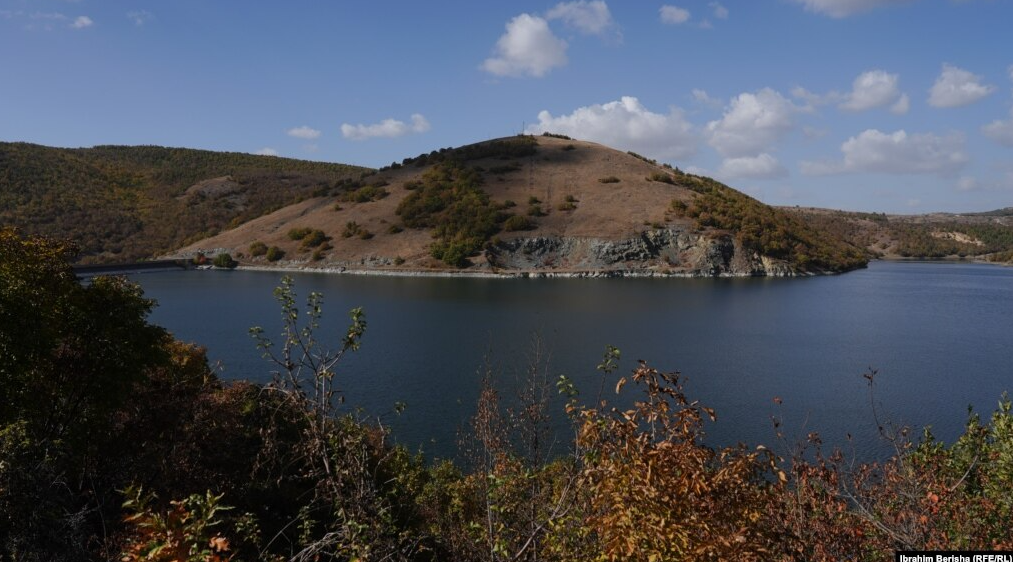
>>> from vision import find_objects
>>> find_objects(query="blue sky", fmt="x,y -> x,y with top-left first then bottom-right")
2,1 -> 1012,213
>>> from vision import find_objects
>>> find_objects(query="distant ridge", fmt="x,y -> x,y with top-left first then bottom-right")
0,142 -> 367,263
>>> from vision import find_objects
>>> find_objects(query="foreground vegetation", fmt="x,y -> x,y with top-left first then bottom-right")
2,227 -> 1012,561
0,143 -> 365,263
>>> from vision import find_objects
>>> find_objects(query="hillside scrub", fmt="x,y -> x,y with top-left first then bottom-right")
675,173 -> 868,272
3,228 -> 1011,560
396,161 -> 507,267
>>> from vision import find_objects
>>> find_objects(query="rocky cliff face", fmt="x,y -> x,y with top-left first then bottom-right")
488,228 -> 805,277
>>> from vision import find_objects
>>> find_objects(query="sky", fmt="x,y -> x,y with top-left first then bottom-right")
2,0 -> 1012,214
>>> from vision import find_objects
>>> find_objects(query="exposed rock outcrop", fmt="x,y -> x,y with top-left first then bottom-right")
488,228 -> 806,277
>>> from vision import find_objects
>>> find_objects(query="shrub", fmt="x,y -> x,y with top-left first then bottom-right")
387,224 -> 403,235
503,215 -> 534,231
527,196 -> 541,205
393,256 -> 405,266
212,253 -> 237,268
287,227 -> 313,241
488,164 -> 520,175
340,185 -> 389,203
557,201 -> 576,212
527,205 -> 546,217
541,132 -> 572,140
670,199 -> 688,214
265,246 -> 284,262
561,144 -> 576,151
565,194 -> 577,203
342,222 -> 361,238
248,241 -> 267,256
647,172 -> 675,185
299,229 -> 328,250
598,176 -> 620,184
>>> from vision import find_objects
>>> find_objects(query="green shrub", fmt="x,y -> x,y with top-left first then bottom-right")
647,172 -> 675,185
287,227 -> 313,241
599,176 -> 620,184
527,205 -> 546,217
387,224 -> 403,235
342,222 -> 362,238
562,144 -> 576,151
299,229 -> 328,250
212,253 -> 237,268
265,246 -> 284,262
340,185 -> 389,203
503,215 -> 534,231
393,256 -> 405,266
557,201 -> 577,212
248,241 -> 267,256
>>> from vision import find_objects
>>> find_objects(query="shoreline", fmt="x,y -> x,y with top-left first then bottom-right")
232,263 -> 820,279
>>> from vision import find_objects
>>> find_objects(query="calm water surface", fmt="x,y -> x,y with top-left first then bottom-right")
132,261 -> 1013,460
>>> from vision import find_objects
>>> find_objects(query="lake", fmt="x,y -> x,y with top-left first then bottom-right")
132,261 -> 1013,461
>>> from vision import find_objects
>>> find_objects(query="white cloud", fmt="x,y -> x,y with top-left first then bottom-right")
840,70 -> 906,112
928,63 -> 995,108
70,15 -> 92,28
706,88 -> 800,158
254,148 -> 278,156
692,89 -> 723,108
286,125 -> 322,140
718,153 -> 787,179
1008,64 -> 1013,83
126,10 -> 152,26
800,129 -> 968,176
659,5 -> 690,24
482,14 -> 567,78
525,96 -> 697,160
982,108 -> 1013,146
710,2 -> 729,19
789,0 -> 914,18
890,93 -> 910,114
341,113 -> 431,140
546,1 -> 614,35
790,86 -> 841,108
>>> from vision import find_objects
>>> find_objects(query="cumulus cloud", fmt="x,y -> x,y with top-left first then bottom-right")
341,114 -> 431,140
789,0 -> 914,18
659,5 -> 690,24
982,108 -> 1013,147
525,96 -> 697,160
706,88 -> 800,158
70,15 -> 92,28
692,89 -> 723,108
718,153 -> 787,180
546,1 -> 614,35
482,14 -> 567,78
710,2 -> 729,19
127,10 -> 153,26
800,129 -> 968,176
286,125 -> 322,140
839,70 -> 908,113
790,86 -> 841,108
928,64 -> 995,108
254,148 -> 278,156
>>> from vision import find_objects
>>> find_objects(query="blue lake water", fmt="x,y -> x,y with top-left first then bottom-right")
132,260 -> 1013,461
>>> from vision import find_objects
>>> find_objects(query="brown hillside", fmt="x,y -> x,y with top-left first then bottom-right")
174,135 -> 866,276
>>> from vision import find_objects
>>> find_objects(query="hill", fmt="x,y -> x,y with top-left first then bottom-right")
0,142 -> 367,263
782,207 -> 1013,264
174,134 -> 868,276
